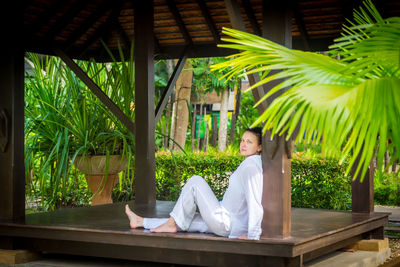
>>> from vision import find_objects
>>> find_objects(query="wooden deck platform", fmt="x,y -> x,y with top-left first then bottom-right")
0,201 -> 389,266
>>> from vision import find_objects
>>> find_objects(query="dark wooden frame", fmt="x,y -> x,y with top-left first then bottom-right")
134,0 -> 157,205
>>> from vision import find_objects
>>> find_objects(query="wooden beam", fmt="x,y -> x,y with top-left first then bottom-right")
0,17 -> 25,227
54,48 -> 135,135
225,0 -> 292,240
154,37 -> 162,55
64,2 -> 114,50
224,0 -> 267,113
262,1 -> 292,48
134,0 -> 156,205
340,0 -> 362,22
45,0 -> 89,44
242,0 -> 262,36
166,0 -> 192,44
352,157 -> 374,214
25,36 -> 333,63
156,43 -> 234,59
116,22 -> 131,49
196,0 -> 221,43
260,0 -> 292,239
292,1 -> 310,51
374,1 -> 387,19
77,3 -> 122,57
25,1 -> 65,38
155,48 -> 188,124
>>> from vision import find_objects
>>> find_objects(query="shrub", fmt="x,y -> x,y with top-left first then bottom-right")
154,151 -> 353,210
291,153 -> 352,210
155,151 -> 243,201
374,170 -> 400,206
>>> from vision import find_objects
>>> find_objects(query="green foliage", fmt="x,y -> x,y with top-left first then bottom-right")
237,91 -> 259,133
211,0 -> 400,181
294,142 -> 322,154
374,170 -> 400,206
291,153 -> 352,210
154,152 -> 353,210
27,148 -> 398,212
191,57 -> 237,98
155,151 -> 243,201
26,168 -> 90,212
25,47 -> 136,210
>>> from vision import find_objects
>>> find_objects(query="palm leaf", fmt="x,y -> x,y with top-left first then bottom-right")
211,0 -> 400,180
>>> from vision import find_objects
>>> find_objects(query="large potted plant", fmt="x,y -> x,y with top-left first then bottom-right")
25,47 -> 136,208
74,155 -> 128,205
67,49 -> 135,206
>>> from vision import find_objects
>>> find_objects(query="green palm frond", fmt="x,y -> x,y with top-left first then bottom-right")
211,0 -> 400,180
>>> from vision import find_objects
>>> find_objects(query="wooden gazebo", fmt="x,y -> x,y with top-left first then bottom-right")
1,0 -> 399,266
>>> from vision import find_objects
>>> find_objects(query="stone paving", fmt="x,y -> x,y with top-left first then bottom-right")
375,206 -> 400,223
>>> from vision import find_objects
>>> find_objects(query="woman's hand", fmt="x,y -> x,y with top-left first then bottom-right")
237,235 -> 248,240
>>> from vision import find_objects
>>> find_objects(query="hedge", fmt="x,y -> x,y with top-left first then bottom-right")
291,152 -> 351,210
154,151 -> 353,210
155,151 -> 243,201
115,151 -> 397,210
374,170 -> 400,206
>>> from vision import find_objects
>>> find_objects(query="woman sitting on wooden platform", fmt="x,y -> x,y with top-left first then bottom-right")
125,127 -> 264,240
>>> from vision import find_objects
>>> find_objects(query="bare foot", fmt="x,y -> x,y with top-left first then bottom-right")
125,204 -> 143,229
150,217 -> 178,233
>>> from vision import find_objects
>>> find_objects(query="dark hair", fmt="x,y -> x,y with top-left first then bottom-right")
244,127 -> 262,145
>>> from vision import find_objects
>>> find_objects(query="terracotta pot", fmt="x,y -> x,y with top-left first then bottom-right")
74,155 -> 128,206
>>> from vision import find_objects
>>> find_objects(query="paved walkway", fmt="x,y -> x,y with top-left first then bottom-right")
375,205 -> 400,223
8,249 -> 391,267
305,248 -> 391,267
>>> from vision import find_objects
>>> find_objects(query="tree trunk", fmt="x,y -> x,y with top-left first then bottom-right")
163,60 -> 175,149
191,104 -> 196,153
164,95 -> 171,148
230,82 -> 241,145
167,60 -> 176,150
218,88 -> 229,151
203,106 -> 209,153
169,98 -> 176,150
211,112 -> 217,147
170,60 -> 193,152
197,103 -> 203,151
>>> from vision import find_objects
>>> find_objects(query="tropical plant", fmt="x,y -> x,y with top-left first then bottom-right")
25,46 -> 136,209
211,0 -> 400,180
191,57 -> 242,151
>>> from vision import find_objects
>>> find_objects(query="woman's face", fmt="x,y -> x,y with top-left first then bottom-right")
240,131 -> 261,158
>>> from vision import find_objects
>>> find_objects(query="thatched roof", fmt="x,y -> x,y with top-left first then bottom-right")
24,0 -> 400,60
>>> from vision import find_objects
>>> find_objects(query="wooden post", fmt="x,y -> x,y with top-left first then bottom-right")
260,0 -> 292,239
0,4 -> 25,250
352,158 -> 374,214
0,15 -> 25,229
225,0 -> 292,238
134,0 -> 156,205
229,83 -> 241,145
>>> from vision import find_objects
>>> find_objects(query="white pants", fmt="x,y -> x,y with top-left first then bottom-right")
143,175 -> 231,237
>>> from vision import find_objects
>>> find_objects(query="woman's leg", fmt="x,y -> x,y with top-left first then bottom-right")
186,213 -> 212,233
152,176 -> 230,236
125,204 -> 172,230
143,213 -> 211,233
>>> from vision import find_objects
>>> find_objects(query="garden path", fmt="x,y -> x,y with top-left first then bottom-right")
375,205 -> 400,223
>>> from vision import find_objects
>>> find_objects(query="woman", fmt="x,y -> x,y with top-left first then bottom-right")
125,127 -> 263,240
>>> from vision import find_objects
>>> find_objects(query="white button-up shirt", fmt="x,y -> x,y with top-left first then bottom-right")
221,155 -> 263,240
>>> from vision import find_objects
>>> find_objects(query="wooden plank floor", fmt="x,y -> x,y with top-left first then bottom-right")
0,201 -> 390,266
